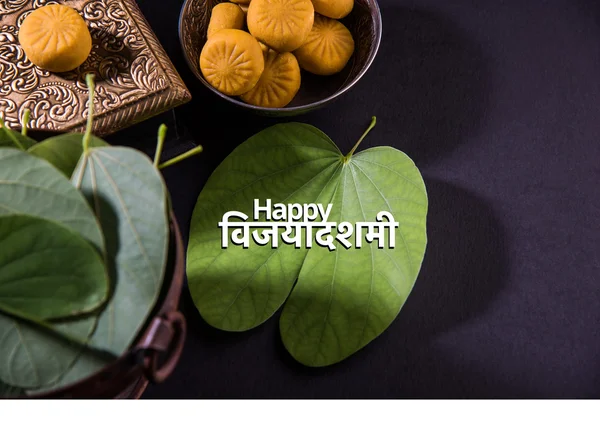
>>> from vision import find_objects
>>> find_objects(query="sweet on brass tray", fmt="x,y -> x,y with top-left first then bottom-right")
0,0 -> 191,136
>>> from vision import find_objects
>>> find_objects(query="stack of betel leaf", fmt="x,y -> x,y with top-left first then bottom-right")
0,74 -> 201,397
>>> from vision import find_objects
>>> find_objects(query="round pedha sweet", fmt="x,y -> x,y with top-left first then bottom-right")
18,4 -> 92,73
230,0 -> 251,4
200,29 -> 265,96
294,14 -> 355,76
247,0 -> 315,52
311,0 -> 354,19
207,3 -> 246,38
241,48 -> 301,108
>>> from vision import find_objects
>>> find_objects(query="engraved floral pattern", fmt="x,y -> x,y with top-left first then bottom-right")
83,0 -> 144,52
19,82 -> 81,130
0,0 -> 190,134
180,0 -> 213,79
0,27 -> 49,96
0,0 -> 30,15
0,97 -> 20,125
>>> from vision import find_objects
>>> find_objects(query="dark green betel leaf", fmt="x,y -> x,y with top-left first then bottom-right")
0,128 -> 37,150
2,146 -> 170,391
72,147 -> 169,356
26,345 -> 113,396
187,122 -> 428,366
0,312 -> 95,389
0,148 -> 105,254
28,133 -> 109,177
0,379 -> 25,398
0,149 -> 107,389
0,76 -> 176,391
0,215 -> 108,320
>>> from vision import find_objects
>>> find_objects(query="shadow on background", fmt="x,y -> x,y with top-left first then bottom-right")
272,179 -> 509,394
578,0 -> 600,26
300,6 -> 490,164
303,6 -> 491,165
398,178 -> 508,341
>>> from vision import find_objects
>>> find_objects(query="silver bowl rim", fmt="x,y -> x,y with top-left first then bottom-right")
178,0 -> 383,115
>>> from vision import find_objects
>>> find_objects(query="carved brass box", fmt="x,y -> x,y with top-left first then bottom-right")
0,0 -> 191,136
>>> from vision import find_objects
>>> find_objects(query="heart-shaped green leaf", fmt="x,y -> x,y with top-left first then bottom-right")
28,133 -> 109,177
0,149 -> 104,254
0,215 -> 108,320
187,122 -> 428,366
72,147 -> 169,356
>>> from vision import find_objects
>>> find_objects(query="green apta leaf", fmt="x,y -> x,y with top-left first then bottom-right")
72,147 -> 169,356
28,133 -> 109,177
187,122 -> 428,366
0,312 -> 95,389
0,128 -> 37,150
0,215 -> 108,320
0,149 -> 104,254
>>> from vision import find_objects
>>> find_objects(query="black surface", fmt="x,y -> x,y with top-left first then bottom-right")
114,0 -> 600,398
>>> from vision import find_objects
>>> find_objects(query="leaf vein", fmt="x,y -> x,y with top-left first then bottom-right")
93,156 -> 159,285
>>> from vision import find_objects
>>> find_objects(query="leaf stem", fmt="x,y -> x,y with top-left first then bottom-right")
0,117 -> 25,150
344,116 -> 377,162
21,109 -> 30,136
83,73 -> 96,154
158,145 -> 203,170
154,124 -> 168,168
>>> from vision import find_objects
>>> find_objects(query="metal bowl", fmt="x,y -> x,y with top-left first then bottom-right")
179,0 -> 382,116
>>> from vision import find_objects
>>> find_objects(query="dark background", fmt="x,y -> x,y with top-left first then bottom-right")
105,0 -> 600,398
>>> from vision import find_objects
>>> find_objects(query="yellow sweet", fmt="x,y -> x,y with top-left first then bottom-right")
294,14 -> 354,76
241,49 -> 301,108
207,3 -> 246,38
247,0 -> 314,52
230,0 -> 251,3
200,29 -> 265,96
18,4 -> 92,73
311,0 -> 353,19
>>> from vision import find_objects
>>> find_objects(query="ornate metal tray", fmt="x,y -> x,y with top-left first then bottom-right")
0,0 -> 191,136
